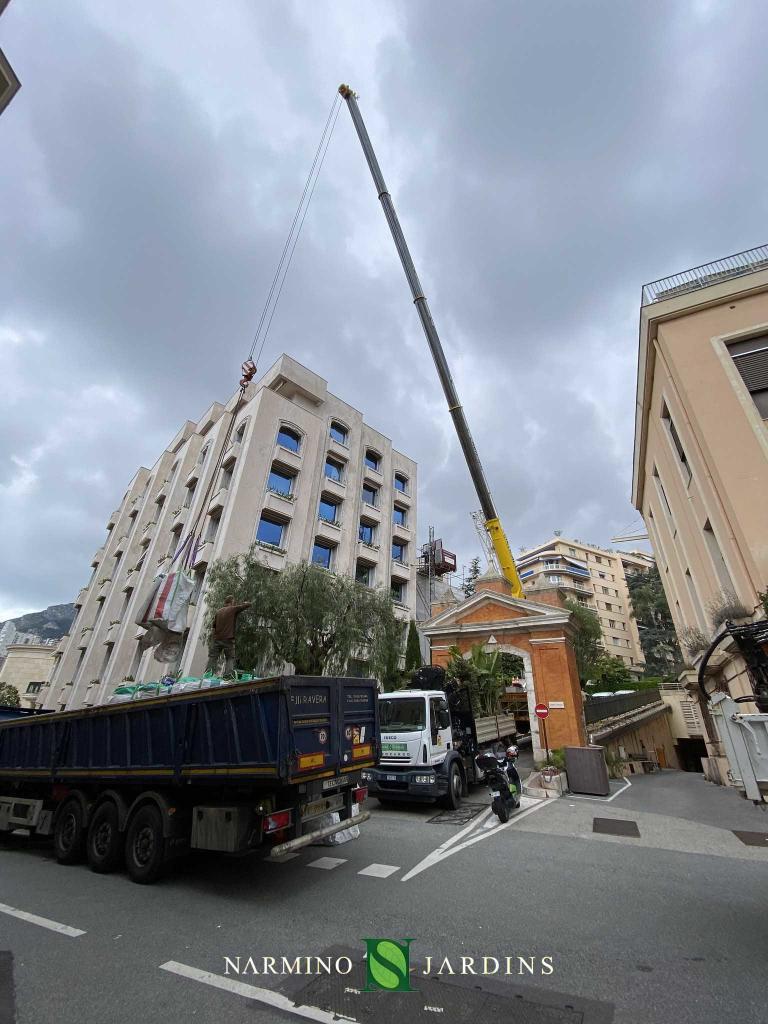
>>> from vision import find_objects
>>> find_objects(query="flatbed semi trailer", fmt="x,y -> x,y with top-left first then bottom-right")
0,674 -> 378,883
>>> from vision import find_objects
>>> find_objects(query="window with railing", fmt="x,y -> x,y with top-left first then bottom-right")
312,540 -> 334,569
319,497 -> 340,524
277,426 -> 301,453
329,421 -> 348,445
391,579 -> 406,604
268,467 -> 295,497
359,520 -> 376,545
392,541 -> 407,564
256,514 -> 286,550
325,457 -> 344,483
362,484 -> 378,507
393,505 -> 407,527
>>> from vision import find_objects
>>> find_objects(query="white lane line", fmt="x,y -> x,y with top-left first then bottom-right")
568,778 -> 632,803
307,856 -> 347,870
358,863 -> 399,878
432,805 -> 494,855
0,902 -> 85,938
159,961 -> 358,1023
401,799 -> 551,882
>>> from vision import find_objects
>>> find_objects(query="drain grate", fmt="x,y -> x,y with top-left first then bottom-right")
0,952 -> 15,1024
732,830 -> 768,847
279,947 -> 614,1023
592,817 -> 640,838
428,804 -> 487,826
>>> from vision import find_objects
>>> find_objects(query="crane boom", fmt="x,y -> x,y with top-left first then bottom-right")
339,84 -> 525,599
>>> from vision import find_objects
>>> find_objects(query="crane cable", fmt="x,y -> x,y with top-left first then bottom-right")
180,92 -> 342,567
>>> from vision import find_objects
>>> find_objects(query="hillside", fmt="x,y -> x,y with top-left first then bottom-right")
1,603 -> 76,642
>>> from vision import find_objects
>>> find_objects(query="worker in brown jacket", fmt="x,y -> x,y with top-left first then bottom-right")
205,595 -> 251,678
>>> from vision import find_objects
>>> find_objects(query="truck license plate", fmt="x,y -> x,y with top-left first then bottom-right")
386,774 -> 397,781
302,794 -> 344,819
491,791 -> 500,797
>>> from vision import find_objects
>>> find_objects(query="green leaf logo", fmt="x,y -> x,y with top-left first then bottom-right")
364,938 -> 414,992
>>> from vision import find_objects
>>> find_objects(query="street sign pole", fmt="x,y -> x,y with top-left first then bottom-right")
534,703 -> 550,765
541,717 -> 550,765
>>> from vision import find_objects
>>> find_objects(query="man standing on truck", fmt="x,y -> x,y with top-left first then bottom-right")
206,595 -> 251,678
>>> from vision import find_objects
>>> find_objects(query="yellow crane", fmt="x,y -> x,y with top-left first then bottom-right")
339,85 -> 525,598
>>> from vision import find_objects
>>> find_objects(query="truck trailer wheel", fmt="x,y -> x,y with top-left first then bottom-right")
54,799 -> 86,865
87,802 -> 122,874
125,805 -> 165,885
441,762 -> 462,810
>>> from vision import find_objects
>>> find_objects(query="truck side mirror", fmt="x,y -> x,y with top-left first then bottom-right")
437,709 -> 451,730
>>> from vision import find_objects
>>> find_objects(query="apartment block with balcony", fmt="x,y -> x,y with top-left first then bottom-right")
632,244 -> 768,776
43,355 -> 417,711
516,537 -> 650,674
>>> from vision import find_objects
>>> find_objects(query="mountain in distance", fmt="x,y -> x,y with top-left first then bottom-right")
1,603 -> 76,642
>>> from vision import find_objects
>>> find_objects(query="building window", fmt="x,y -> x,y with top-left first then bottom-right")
234,421 -> 247,444
268,467 -> 295,496
728,334 -> 768,419
191,569 -> 206,606
256,514 -> 286,549
277,426 -> 301,453
652,465 -> 673,519
312,540 -> 334,569
393,505 -> 407,527
602,586 -> 609,594
205,513 -> 221,542
319,497 -> 340,524
595,555 -> 603,564
220,464 -> 234,490
356,562 -> 373,587
391,579 -> 406,604
325,457 -> 344,483
598,572 -> 606,579
365,450 -> 380,471
198,445 -> 209,465
608,619 -> 616,628
26,682 -> 43,694
392,541 -> 407,564
568,547 -> 576,555
394,473 -> 408,493
359,520 -> 376,544
549,575 -> 561,584
184,483 -> 196,508
661,402 -> 692,485
362,484 -> 378,507
702,519 -> 734,592
544,560 -> 559,570
329,421 -> 348,445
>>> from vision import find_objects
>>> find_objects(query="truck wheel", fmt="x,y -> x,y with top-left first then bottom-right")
54,799 -> 85,865
441,762 -> 462,810
125,805 -> 165,885
87,802 -> 122,874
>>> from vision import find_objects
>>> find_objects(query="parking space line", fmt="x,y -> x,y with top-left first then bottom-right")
307,857 -> 347,870
159,960 -> 359,1023
0,902 -> 85,938
357,863 -> 399,878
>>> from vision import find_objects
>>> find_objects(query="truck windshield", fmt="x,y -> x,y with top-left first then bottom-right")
379,698 -> 426,732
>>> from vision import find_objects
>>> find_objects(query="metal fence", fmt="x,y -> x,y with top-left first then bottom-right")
642,244 -> 768,306
584,688 -> 662,725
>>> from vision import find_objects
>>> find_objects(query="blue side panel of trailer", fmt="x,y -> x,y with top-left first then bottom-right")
0,676 -> 379,787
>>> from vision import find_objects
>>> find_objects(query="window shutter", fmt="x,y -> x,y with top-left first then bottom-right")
732,348 -> 768,392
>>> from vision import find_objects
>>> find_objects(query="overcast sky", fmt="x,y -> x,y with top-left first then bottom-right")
2,0 -> 767,619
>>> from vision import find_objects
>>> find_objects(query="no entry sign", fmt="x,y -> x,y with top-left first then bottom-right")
534,703 -> 549,720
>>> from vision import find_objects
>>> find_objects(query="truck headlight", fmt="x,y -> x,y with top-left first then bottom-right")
414,774 -> 435,784
361,771 -> 372,781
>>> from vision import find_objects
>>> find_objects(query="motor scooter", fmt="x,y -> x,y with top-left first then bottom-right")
476,745 -> 521,823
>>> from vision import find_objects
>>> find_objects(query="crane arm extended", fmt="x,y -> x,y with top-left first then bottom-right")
339,84 -> 525,599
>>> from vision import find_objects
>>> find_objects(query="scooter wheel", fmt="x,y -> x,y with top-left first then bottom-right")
492,798 -> 510,823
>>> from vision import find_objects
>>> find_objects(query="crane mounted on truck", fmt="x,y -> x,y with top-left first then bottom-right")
338,84 -> 525,599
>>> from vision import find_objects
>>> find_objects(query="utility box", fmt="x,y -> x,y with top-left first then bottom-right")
564,745 -> 610,796
191,806 -> 257,853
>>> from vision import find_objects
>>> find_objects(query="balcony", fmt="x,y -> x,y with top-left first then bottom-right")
359,499 -> 381,522
254,541 -> 287,570
392,486 -> 412,506
328,437 -> 350,459
208,488 -> 228,515
358,539 -> 380,557
171,506 -> 188,527
392,522 -> 411,543
322,476 -> 346,501
185,465 -> 200,490
317,516 -> 342,543
91,546 -> 105,567
74,587 -> 89,608
122,568 -> 137,591
222,439 -> 242,465
107,509 -> 121,529
55,635 -> 69,655
263,490 -> 296,518
155,478 -> 171,503
96,578 -> 112,601
78,627 -> 93,650
113,534 -> 129,556
363,465 -> 383,487
192,539 -> 214,568
391,559 -> 411,581
105,622 -> 121,644
642,244 -> 768,305
139,522 -> 156,548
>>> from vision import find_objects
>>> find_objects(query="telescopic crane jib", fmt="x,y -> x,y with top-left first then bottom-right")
338,84 -> 525,599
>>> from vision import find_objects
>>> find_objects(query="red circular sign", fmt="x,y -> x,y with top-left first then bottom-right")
534,703 -> 549,719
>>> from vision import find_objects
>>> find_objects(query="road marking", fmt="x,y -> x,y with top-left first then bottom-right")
358,863 -> 399,878
159,961 -> 358,1023
307,856 -> 347,870
264,851 -> 300,863
401,799 -> 550,881
0,902 -> 85,938
567,778 -> 632,803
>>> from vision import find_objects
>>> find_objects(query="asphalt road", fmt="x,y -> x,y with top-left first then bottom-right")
1,770 -> 767,1024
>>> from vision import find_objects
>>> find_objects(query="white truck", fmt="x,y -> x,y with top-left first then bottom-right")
361,684 -> 517,809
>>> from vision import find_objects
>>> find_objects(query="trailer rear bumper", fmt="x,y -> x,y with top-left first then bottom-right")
267,811 -> 371,857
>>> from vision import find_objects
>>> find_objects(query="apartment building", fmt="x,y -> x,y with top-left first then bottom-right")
43,355 -> 417,711
516,537 -> 650,673
632,244 -> 768,769
0,643 -> 56,709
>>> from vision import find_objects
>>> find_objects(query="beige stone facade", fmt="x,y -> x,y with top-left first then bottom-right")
43,355 -> 417,712
516,537 -> 651,674
632,244 -> 768,769
0,644 -> 56,709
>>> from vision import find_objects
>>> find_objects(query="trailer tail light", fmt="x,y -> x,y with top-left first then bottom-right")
265,810 -> 292,833
354,786 -> 368,804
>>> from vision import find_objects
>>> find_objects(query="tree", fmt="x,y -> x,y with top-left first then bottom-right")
462,557 -> 482,599
404,620 -> 423,673
625,566 -> 683,675
499,651 -> 525,682
590,653 -> 633,691
204,548 -> 405,678
0,683 -> 20,708
563,600 -> 603,684
445,643 -> 504,716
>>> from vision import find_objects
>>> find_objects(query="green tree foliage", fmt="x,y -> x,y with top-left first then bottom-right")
445,643 -> 505,716
204,548 -> 405,678
0,683 -> 20,707
462,556 -> 482,598
590,653 -> 634,691
563,600 -> 603,684
625,566 -> 683,675
499,651 -> 525,681
404,620 -> 423,673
